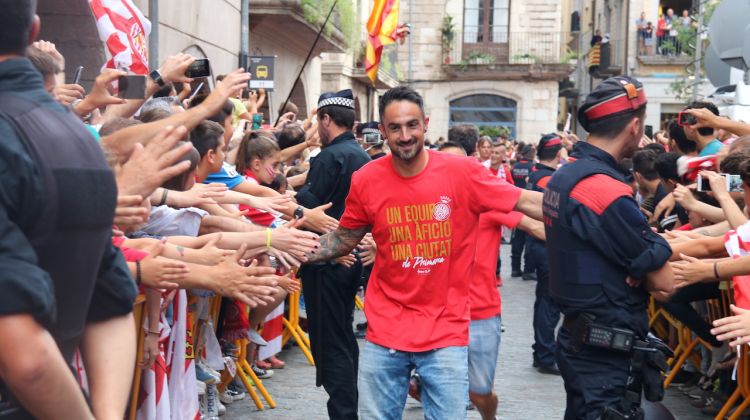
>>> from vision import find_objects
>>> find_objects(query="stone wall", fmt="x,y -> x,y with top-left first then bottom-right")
134,0 -> 242,76
412,79 -> 560,144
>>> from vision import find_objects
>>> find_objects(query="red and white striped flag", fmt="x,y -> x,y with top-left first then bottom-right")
258,302 -> 284,361
137,313 -> 172,420
166,290 -> 200,420
725,223 -> 750,309
88,0 -> 151,74
677,154 -> 717,182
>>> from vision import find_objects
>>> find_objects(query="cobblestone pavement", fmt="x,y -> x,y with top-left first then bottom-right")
226,246 -> 707,419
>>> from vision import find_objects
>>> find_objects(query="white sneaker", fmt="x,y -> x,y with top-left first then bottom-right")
197,380 -> 207,396
251,364 -> 273,379
219,389 -> 235,405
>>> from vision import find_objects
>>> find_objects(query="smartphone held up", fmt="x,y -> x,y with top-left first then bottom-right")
677,111 -> 697,127
117,75 -> 147,99
696,173 -> 743,193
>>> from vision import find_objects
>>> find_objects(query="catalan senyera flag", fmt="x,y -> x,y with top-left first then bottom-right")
365,0 -> 400,83
88,0 -> 151,74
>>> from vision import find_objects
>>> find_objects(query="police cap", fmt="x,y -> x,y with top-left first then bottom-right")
317,89 -> 355,109
578,76 -> 647,131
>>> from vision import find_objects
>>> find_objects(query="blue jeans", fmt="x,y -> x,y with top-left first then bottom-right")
468,315 -> 502,394
358,341 -> 469,419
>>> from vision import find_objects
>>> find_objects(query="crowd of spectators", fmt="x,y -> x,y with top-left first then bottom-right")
636,7 -> 696,56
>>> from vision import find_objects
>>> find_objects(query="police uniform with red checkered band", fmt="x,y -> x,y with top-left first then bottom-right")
543,76 -> 672,419
526,134 -> 563,374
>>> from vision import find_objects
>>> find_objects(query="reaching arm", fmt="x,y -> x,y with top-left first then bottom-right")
686,108 -> 750,137
645,262 -> 675,302
516,215 -> 545,241
0,314 -> 94,420
513,189 -> 543,221
305,226 -> 369,263
102,69 -> 250,159
694,221 -> 731,237
668,235 -> 727,261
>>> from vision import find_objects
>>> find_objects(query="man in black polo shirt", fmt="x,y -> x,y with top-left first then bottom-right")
0,2 -> 135,418
297,89 -> 371,419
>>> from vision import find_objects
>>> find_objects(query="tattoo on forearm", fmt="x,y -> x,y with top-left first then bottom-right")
305,226 -> 369,263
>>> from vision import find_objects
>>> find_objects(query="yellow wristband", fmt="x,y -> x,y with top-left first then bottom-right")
266,228 -> 272,251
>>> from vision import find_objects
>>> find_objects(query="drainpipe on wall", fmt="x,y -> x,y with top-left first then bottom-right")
149,0 -> 159,70
240,0 -> 249,69
623,0 -> 630,75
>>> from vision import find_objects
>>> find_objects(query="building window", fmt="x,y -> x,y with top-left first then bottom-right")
449,94 -> 517,137
464,0 -> 509,44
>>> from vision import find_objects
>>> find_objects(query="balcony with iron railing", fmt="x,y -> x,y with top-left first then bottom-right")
442,31 -> 577,81
249,0 -> 347,54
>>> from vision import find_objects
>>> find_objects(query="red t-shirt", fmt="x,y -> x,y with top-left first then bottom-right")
471,211 -> 523,320
339,151 -> 522,351
240,170 -> 276,227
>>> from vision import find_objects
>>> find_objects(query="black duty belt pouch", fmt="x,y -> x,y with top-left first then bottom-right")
641,334 -> 672,402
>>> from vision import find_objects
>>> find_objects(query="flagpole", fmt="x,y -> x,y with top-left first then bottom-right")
148,0 -> 159,70
274,0 -> 338,126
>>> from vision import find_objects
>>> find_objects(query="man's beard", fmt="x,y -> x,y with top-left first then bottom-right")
391,138 -> 423,161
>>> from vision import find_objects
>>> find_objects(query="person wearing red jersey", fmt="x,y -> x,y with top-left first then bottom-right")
439,144 -> 545,420
303,86 -> 543,419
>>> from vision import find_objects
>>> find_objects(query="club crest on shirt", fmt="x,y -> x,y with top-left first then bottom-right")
433,196 -> 452,221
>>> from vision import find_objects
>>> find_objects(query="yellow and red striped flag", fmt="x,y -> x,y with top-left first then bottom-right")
365,0 -> 400,83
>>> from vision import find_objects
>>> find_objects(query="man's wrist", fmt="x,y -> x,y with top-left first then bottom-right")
73,97 -> 95,118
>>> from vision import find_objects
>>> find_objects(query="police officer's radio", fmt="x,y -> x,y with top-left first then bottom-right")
584,325 -> 635,353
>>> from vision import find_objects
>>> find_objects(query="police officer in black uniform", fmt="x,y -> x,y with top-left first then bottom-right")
511,146 -> 536,279
0,1 -> 136,417
297,89 -> 371,419
543,76 -> 675,419
527,134 -> 564,375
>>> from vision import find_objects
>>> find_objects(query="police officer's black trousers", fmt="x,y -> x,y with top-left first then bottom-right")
300,263 -> 362,420
529,242 -> 560,367
556,328 -> 631,420
511,229 -> 534,273
661,282 -> 723,348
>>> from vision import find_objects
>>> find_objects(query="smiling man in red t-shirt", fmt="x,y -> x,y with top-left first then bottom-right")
303,86 -> 543,419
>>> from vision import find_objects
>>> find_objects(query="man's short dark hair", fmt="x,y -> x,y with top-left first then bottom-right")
720,151 -> 750,175
632,149 -> 660,181
317,106 -> 355,130
26,45 -> 61,77
655,152 -> 681,182
189,94 -> 233,126
161,144 -> 200,192
277,123 -> 306,150
643,143 -> 666,154
379,86 -> 425,122
668,119 -> 697,154
279,101 -> 299,117
0,0 -> 36,55
99,117 -> 143,137
137,107 -> 172,123
740,159 -> 750,186
437,141 -> 466,154
685,101 -> 720,137
189,120 -> 225,158
586,106 -> 646,138
448,124 -> 479,156
153,82 -> 175,98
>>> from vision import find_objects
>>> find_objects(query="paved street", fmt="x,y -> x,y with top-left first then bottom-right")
227,246 -> 706,419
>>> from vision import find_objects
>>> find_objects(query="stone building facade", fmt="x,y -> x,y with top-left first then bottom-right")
397,0 -> 576,143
